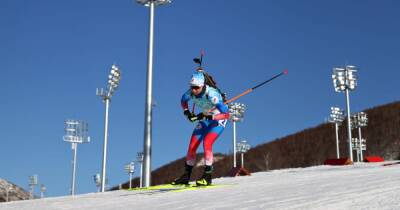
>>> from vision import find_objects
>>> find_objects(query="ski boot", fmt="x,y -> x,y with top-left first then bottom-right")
171,164 -> 193,185
196,165 -> 213,186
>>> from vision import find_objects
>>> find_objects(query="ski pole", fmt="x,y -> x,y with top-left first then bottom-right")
223,70 -> 288,104
193,70 -> 287,121
205,70 -> 287,114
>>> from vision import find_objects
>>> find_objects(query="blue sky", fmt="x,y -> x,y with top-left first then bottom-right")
1,0 -> 399,197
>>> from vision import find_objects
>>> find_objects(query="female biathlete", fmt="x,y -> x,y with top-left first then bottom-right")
172,72 -> 230,186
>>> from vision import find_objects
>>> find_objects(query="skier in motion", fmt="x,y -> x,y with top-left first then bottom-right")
173,70 -> 230,186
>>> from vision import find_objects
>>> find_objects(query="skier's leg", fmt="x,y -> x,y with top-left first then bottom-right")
203,121 -> 225,166
196,120 -> 226,186
186,135 -> 202,166
203,132 -> 221,166
186,121 -> 207,166
173,122 -> 207,185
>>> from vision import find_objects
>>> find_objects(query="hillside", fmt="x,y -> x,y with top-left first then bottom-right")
113,100 -> 400,189
0,179 -> 30,202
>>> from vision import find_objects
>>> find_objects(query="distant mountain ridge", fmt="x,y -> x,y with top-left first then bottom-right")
112,100 -> 400,190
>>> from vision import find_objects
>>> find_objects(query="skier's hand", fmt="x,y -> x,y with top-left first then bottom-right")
184,110 -> 197,122
196,113 -> 213,121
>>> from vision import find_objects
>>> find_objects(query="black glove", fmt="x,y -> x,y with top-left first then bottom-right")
196,113 -> 213,121
184,110 -> 197,122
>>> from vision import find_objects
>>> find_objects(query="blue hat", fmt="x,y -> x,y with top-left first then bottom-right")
190,72 -> 205,86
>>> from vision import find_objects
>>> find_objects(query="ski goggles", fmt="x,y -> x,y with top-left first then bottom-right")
191,86 -> 202,90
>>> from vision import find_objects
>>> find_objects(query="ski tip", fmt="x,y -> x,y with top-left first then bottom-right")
283,69 -> 288,75
200,49 -> 205,56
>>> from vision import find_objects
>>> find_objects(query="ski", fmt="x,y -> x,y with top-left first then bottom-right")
382,161 -> 400,167
128,184 -> 188,191
127,183 -> 232,193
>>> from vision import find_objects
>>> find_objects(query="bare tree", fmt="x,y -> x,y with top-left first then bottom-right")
263,152 -> 271,171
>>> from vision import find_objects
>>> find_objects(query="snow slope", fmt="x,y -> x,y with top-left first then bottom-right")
1,162 -> 399,210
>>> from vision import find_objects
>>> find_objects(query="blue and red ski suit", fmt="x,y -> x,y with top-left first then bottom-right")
181,85 -> 230,166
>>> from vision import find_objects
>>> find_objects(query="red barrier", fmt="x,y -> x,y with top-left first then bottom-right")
227,167 -> 251,177
364,156 -> 384,162
324,158 -> 353,165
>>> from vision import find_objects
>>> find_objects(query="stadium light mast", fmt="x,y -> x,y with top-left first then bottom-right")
332,65 -> 358,162
229,103 -> 246,168
136,152 -> 144,187
96,64 -> 121,192
124,161 -> 135,189
93,173 -> 101,192
328,107 -> 345,158
236,140 -> 251,168
63,119 -> 90,196
357,112 -> 368,162
351,112 -> 368,162
28,175 -> 38,199
40,184 -> 46,199
136,0 -> 171,188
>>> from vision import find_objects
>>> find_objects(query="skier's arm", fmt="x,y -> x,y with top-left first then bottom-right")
212,103 -> 230,120
208,92 -> 230,120
181,90 -> 191,111
181,90 -> 197,122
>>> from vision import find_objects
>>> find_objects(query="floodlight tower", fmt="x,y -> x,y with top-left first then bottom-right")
236,140 -> 251,168
229,103 -> 246,168
124,161 -> 135,189
96,64 -> 121,192
93,173 -> 101,192
136,152 -> 144,188
40,184 -> 46,198
63,119 -> 90,196
357,112 -> 368,161
136,0 -> 171,188
332,65 -> 358,161
328,107 -> 345,158
351,112 -> 368,162
28,175 -> 38,199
